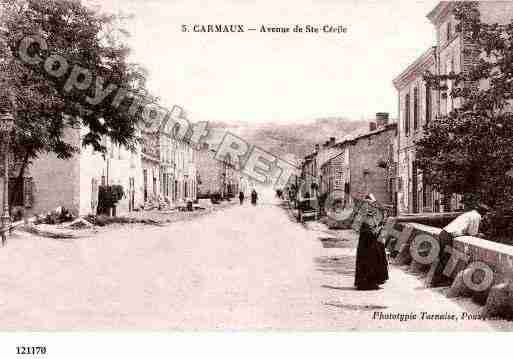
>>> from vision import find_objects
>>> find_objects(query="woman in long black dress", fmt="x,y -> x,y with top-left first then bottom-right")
251,189 -> 258,205
354,197 -> 389,290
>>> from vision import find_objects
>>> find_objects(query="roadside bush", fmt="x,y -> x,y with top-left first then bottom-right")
98,185 -> 124,215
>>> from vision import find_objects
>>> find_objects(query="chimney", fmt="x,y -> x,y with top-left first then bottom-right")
369,121 -> 377,132
376,112 -> 389,128
329,137 -> 336,146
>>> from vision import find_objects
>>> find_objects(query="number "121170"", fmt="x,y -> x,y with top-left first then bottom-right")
16,346 -> 47,355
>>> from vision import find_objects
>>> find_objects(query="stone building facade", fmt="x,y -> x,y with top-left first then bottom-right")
393,47 -> 439,214
393,1 -> 513,215
142,130 -> 161,206
301,113 -> 396,210
299,147 -> 318,198
319,143 -> 350,202
318,137 -> 343,197
26,126 -> 144,217
169,139 -> 197,204
196,144 -> 239,199
348,118 -> 397,206
2,120 -> 199,218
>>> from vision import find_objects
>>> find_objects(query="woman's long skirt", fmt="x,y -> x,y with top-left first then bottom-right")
354,222 -> 389,290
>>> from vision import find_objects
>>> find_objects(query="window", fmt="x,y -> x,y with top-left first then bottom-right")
425,84 -> 431,124
404,93 -> 410,135
443,194 -> 452,212
423,182 -> 433,210
413,87 -> 419,130
8,177 -> 33,208
143,169 -> 148,202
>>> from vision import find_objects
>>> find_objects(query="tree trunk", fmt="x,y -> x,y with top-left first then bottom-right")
9,151 -> 30,213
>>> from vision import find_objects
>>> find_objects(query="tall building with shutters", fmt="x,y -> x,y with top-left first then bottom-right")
12,122 -> 198,218
393,47 -> 438,214
393,1 -> 513,215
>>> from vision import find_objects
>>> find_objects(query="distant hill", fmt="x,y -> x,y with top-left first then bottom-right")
205,117 -> 369,163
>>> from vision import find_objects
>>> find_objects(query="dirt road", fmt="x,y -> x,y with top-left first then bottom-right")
0,200 -> 504,330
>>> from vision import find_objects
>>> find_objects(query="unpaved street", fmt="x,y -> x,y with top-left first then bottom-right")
0,200 -> 502,330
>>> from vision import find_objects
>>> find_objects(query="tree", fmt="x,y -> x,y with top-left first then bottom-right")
416,1 -> 513,238
0,0 -> 152,209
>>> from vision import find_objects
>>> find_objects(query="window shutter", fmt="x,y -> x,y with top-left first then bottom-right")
24,177 -> 33,208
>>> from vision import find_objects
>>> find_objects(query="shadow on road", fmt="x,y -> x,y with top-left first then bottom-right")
318,237 -> 353,248
321,285 -> 356,291
323,302 -> 388,311
314,255 -> 356,276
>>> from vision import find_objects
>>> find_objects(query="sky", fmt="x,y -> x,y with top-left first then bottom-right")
89,0 -> 439,125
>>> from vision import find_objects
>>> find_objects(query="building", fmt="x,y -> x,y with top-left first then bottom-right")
171,138 -> 197,203
299,146 -> 318,198
318,137 -> 343,197
393,47 -> 438,214
348,113 -> 397,206
23,126 -> 144,217
2,118 -> 199,218
300,113 -> 396,210
141,130 -> 161,206
196,144 -> 238,199
196,145 -> 220,198
319,141 -> 350,202
143,124 -> 198,207
393,1 -> 513,215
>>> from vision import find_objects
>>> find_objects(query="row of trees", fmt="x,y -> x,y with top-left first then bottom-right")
0,0 -> 152,209
416,2 -> 513,238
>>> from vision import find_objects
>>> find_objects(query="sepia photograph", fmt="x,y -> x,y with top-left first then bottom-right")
2,0 -> 513,356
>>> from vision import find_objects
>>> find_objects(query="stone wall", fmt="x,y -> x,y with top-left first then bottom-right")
196,148 -> 223,197
381,218 -> 513,319
349,126 -> 396,205
28,127 -> 81,216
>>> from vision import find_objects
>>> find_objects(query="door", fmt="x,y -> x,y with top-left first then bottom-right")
412,161 -> 419,213
143,169 -> 148,202
128,177 -> 135,212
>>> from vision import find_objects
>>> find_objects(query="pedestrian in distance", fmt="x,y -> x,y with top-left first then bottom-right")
251,189 -> 258,205
354,193 -> 389,290
239,191 -> 245,205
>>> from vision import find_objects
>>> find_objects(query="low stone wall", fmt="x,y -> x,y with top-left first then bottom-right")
381,217 -> 513,319
395,212 -> 462,229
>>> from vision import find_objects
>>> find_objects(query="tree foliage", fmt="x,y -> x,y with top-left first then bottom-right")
0,0 -> 152,207
416,1 -> 513,238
